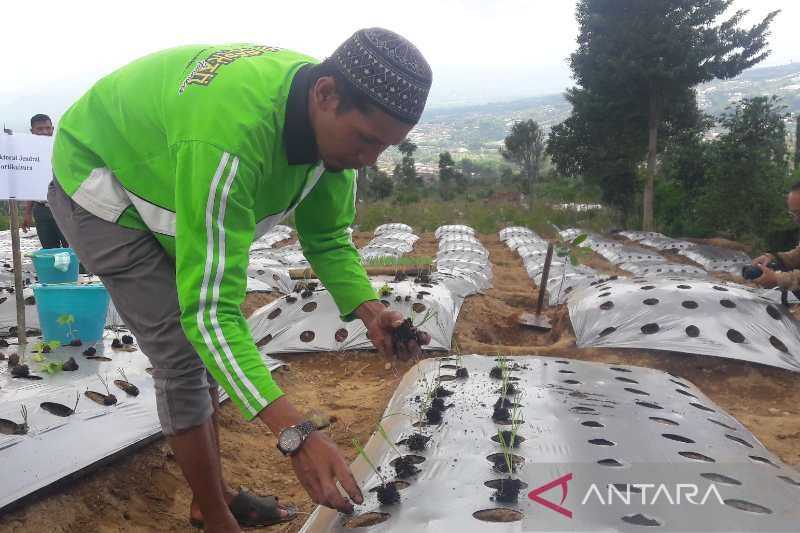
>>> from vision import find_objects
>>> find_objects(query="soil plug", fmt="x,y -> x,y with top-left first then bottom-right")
431,397 -> 446,412
353,438 -> 400,505
494,477 -> 525,503
405,433 -> 430,451
111,338 -> 123,349
114,368 -> 140,397
83,346 -> 97,357
41,391 -> 80,417
11,364 -> 30,378
425,405 -> 443,424
376,423 -> 421,479
62,357 -> 79,371
0,405 -> 28,435
121,335 -> 134,345
85,374 -> 118,406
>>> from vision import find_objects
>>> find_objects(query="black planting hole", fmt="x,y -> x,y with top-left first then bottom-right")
581,420 -> 605,428
766,304 -> 781,320
636,401 -> 663,410
777,475 -> 800,487
712,285 -> 729,292
670,378 -> 690,388
571,406 -> 598,414
599,301 -> 614,310
723,499 -> 772,514
472,508 -> 524,523
615,376 -> 638,384
558,369 -> 576,374
649,416 -> 679,426
267,308 -> 282,320
749,455 -> 778,468
563,379 -> 581,385
344,512 -> 391,528
597,458 -> 624,467
719,299 -> 736,309
725,434 -> 753,448
598,292 -> 611,298
640,285 -> 656,291
624,387 -> 649,396
662,433 -> 695,444
708,418 -> 737,430
700,473 -> 741,486
621,514 -> 661,527
726,329 -> 745,343
769,336 -> 789,353
412,303 -> 427,313
643,298 -> 660,305
610,366 -> 632,373
690,402 -> 715,413
641,323 -> 660,334
588,438 -> 615,446
677,284 -> 692,289
299,331 -> 315,342
679,451 -> 715,462
599,327 -> 617,338
302,302 -> 317,312
685,325 -> 700,337
682,300 -> 699,309
334,328 -> 349,343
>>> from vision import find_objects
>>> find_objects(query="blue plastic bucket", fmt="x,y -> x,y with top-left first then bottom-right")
31,248 -> 79,284
33,283 -> 110,344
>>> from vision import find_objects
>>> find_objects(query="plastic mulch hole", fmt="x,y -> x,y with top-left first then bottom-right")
723,499 -> 772,514
334,328 -> 349,343
621,514 -> 662,527
662,433 -> 695,444
681,300 -> 698,309
599,326 -> 617,338
615,376 -> 638,383
680,324 -> 699,338
726,329 -> 745,343
581,420 -> 605,428
649,416 -> 679,426
640,285 -> 656,291
700,473 -> 741,486
588,438 -> 615,446
725,434 -> 753,448
624,387 -> 649,396
267,308 -> 282,320
679,451 -> 715,462
712,285 -> 729,292
597,458 -> 625,467
302,302 -> 317,312
643,298 -> 659,305
719,299 -> 736,309
766,305 -> 781,320
299,331 -> 315,342
769,336 -> 789,353
708,418 -> 737,430
472,509 -> 524,523
677,285 -> 692,289
641,323 -> 660,334
344,512 -> 391,528
690,402 -> 715,413
412,303 -> 427,313
599,301 -> 614,310
598,292 -> 611,298
749,455 -> 778,468
636,400 -> 663,410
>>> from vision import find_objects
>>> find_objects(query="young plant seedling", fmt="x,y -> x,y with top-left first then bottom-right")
113,368 -> 140,397
453,340 -> 469,379
353,438 -> 400,505
85,374 -> 118,406
57,314 -> 82,346
376,422 -> 420,479
378,283 -> 393,297
492,429 -> 525,502
41,391 -> 80,417
0,405 -> 29,435
62,357 -> 79,371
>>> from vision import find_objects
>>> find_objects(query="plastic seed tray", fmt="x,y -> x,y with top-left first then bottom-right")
300,355 -> 800,532
569,276 -> 800,372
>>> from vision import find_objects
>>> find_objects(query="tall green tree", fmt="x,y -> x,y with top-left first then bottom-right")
438,151 -> 463,200
568,0 -> 779,229
393,139 -> 421,203
501,119 -> 545,195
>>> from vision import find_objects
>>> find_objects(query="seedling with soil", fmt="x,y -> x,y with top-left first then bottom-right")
113,368 -> 140,396
490,429 -> 525,502
353,438 -> 400,505
376,422 -> 421,479
57,314 -> 82,346
41,391 -> 80,417
85,374 -> 118,406
0,405 -> 28,435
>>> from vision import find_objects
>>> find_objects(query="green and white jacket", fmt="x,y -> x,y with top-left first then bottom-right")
53,44 -> 377,418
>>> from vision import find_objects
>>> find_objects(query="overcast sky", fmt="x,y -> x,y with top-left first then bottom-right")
2,0 -> 797,127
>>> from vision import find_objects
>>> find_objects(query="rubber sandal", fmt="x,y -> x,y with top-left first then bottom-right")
189,489 -> 298,529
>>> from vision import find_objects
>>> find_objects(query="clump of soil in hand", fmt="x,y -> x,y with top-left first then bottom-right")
83,347 -> 97,357
392,456 -> 421,479
405,433 -> 430,451
455,367 -> 469,379
489,366 -> 503,379
69,339 -> 82,347
121,335 -> 134,345
492,405 -> 510,422
62,357 -> 79,371
433,385 -> 453,398
376,482 -> 401,505
391,318 -> 429,354
426,405 -> 443,424
494,478 -> 525,503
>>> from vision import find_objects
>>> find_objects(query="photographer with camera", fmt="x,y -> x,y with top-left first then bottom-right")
748,182 -> 800,290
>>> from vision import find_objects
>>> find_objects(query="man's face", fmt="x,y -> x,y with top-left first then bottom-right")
310,77 -> 413,172
30,120 -> 53,136
787,192 -> 800,225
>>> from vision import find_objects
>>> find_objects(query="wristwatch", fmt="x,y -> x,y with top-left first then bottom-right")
277,420 -> 317,456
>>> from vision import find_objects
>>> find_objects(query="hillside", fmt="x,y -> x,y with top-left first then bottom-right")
387,63 -> 800,165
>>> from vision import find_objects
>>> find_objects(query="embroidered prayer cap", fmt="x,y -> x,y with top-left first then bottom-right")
330,28 -> 432,124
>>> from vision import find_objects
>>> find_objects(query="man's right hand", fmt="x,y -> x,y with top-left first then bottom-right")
290,431 -> 363,513
21,214 -> 32,233
752,253 -> 775,268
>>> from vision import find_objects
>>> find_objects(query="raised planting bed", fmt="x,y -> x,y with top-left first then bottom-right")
300,355 -> 800,532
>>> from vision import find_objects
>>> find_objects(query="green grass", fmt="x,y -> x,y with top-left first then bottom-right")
355,198 -> 615,237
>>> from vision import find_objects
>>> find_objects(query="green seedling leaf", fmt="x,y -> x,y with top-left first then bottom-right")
378,283 -> 393,297
571,234 -> 588,246
56,314 -> 75,326
570,254 -> 579,266
47,340 -> 61,349
376,422 -> 404,460
39,361 -> 63,375
32,353 -> 46,363
352,438 -> 385,484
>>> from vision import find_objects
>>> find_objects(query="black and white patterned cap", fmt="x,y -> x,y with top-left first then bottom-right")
330,28 -> 432,124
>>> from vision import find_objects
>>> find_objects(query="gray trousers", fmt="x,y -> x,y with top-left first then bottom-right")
48,179 -> 216,435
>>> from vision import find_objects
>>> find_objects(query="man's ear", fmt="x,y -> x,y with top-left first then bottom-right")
312,76 -> 340,113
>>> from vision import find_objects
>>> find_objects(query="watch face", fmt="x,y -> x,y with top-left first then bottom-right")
279,427 -> 303,453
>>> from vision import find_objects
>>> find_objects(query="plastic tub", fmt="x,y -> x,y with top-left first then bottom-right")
33,283 -> 110,344
30,248 -> 79,284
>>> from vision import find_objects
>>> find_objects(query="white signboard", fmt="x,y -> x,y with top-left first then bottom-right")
0,133 -> 54,201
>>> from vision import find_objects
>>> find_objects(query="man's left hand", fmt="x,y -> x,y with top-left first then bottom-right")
755,267 -> 779,288
354,300 -> 430,360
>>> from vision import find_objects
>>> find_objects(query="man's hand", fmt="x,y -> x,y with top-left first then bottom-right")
354,300 -> 430,360
755,267 -> 779,288
752,253 -> 775,268
21,214 -> 32,233
290,431 -> 363,514
258,397 -> 363,514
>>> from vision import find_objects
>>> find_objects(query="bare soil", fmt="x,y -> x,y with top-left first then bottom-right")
0,232 -> 798,532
